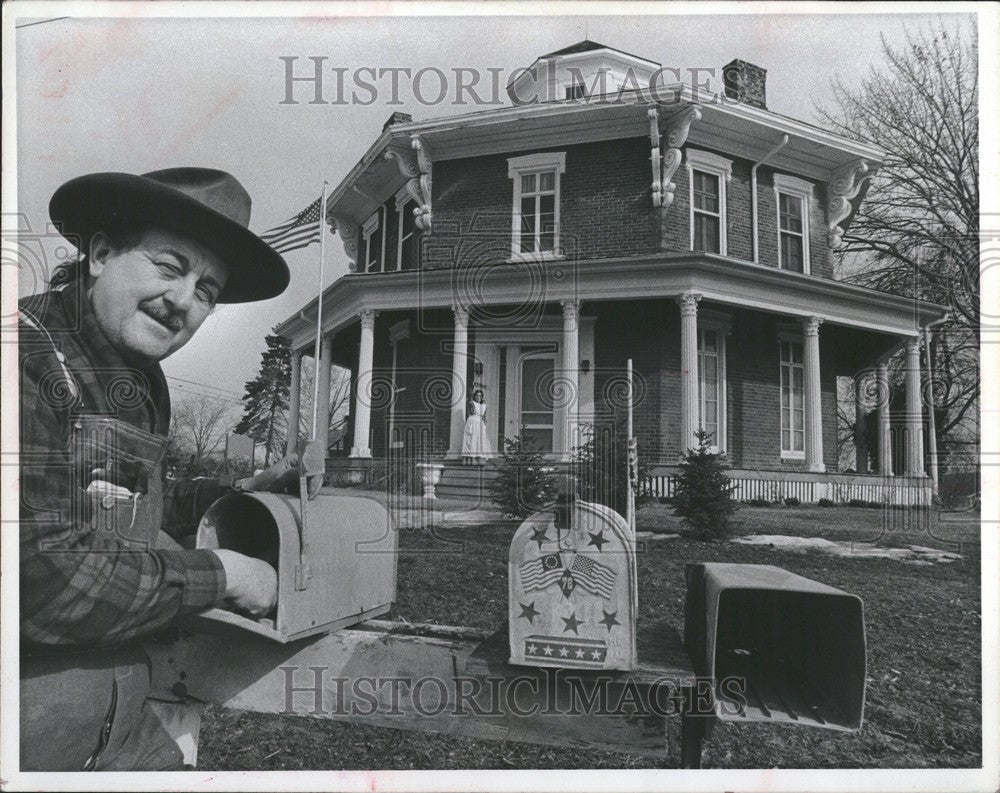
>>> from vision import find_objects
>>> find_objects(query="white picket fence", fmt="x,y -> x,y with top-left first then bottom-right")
644,471 -> 931,506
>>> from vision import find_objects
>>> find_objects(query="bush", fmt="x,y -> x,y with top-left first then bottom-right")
489,435 -> 559,519
670,428 -> 738,541
573,420 -> 651,516
818,498 -> 836,507
746,498 -> 773,507
783,496 -> 801,507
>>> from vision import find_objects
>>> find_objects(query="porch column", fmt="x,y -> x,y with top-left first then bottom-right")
904,337 -> 925,476
877,361 -> 893,476
560,299 -> 580,458
350,309 -> 377,458
803,316 -> 825,473
676,292 -> 701,456
854,375 -> 867,472
286,349 -> 302,454
447,305 -> 469,459
923,327 -> 939,493
315,334 -> 334,451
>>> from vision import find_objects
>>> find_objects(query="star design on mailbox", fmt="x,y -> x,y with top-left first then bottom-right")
561,612 -> 583,634
599,609 -> 620,631
530,526 -> 550,549
518,601 -> 540,624
587,529 -> 609,551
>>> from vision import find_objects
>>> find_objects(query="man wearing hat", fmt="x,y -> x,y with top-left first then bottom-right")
19,168 -> 289,771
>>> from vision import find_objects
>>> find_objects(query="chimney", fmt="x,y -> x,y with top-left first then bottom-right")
382,111 -> 413,132
723,59 -> 767,110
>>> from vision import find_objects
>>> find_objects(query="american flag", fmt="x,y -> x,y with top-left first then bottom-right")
520,553 -> 564,591
570,555 -> 617,599
259,196 -> 324,254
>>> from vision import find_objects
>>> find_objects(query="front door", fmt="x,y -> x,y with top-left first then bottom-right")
519,353 -> 556,453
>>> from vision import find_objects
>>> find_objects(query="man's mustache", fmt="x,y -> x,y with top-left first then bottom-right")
139,301 -> 183,332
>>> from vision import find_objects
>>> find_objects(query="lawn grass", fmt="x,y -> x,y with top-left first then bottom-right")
198,504 -> 981,770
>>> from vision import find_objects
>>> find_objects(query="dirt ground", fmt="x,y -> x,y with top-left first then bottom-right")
198,503 -> 981,770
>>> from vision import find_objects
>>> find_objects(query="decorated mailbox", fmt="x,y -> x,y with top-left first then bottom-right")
509,490 -> 638,671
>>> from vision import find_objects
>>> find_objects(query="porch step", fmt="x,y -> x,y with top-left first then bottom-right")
435,462 -> 501,501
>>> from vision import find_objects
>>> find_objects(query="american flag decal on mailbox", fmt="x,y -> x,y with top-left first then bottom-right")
519,553 -> 564,591
570,555 -> 616,598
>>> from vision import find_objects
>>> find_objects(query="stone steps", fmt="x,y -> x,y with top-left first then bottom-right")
435,462 -> 501,500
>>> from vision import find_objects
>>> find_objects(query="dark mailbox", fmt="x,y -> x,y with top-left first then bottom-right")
684,563 -> 866,731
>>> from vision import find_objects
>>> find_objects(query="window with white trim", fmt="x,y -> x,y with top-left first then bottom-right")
686,149 -> 732,256
508,152 -> 566,259
395,189 -> 420,271
362,209 -> 382,273
697,327 -> 726,452
773,173 -> 813,274
779,339 -> 805,457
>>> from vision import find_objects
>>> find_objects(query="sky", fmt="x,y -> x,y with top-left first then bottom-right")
12,5 -> 976,405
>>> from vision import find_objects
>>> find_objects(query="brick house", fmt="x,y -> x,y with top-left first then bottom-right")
276,41 -> 945,504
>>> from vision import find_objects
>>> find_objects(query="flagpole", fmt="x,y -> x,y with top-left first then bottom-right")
310,181 -> 329,440
626,358 -> 636,538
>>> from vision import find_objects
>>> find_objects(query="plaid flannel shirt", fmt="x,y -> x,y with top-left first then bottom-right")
19,282 -> 226,648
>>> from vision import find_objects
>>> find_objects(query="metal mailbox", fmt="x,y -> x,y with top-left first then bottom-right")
189,491 -> 397,643
684,563 -> 866,732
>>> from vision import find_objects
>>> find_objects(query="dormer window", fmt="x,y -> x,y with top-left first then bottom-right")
773,174 -> 814,274
686,149 -> 732,257
508,152 -> 566,259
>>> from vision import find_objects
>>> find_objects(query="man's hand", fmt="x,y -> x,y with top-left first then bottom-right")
211,549 -> 278,617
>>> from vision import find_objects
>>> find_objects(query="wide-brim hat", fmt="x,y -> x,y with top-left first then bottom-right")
49,168 -> 290,303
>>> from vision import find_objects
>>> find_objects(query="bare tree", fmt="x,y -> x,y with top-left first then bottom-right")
171,392 -> 240,469
292,357 -> 352,451
818,20 -> 979,465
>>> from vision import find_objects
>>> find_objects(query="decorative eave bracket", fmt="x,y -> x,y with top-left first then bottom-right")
649,104 -> 702,209
827,159 -> 871,249
331,216 -> 359,273
385,135 -> 433,231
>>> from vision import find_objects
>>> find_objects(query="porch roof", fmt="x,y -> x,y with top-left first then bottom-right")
276,252 -> 947,352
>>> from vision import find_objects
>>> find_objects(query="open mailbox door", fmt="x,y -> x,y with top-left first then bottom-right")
684,563 -> 867,732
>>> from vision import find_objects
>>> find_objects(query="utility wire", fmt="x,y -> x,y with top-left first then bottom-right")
167,382 -> 243,405
165,375 -> 242,399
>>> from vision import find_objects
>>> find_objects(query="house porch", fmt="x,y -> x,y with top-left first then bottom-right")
279,253 -> 944,506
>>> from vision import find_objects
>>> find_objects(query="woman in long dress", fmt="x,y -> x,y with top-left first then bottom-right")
462,389 -> 492,465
